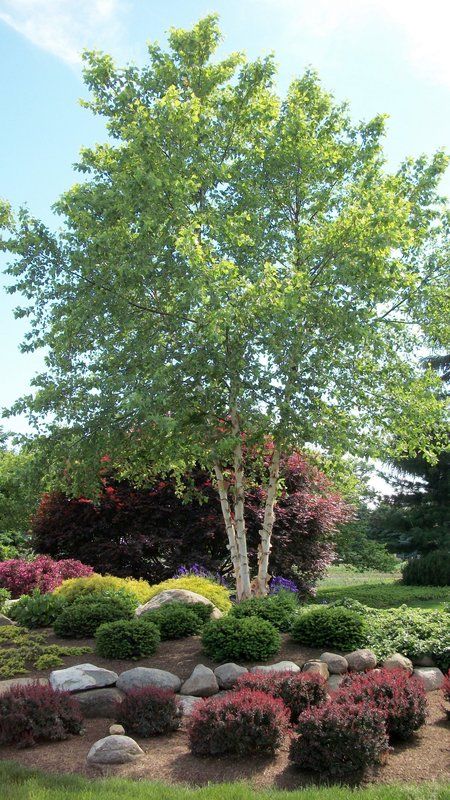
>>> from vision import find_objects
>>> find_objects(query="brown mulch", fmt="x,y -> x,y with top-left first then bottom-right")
1,634 -> 449,789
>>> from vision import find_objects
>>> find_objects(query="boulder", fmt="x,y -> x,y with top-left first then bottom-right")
180,664 -> 219,697
49,664 -> 118,693
382,653 -> 413,674
302,660 -> 329,679
109,724 -> 125,735
72,687 -> 124,718
327,674 -> 346,691
0,676 -> 48,695
136,589 -> 223,620
345,649 -> 377,672
214,663 -> 248,689
86,735 -> 144,765
413,654 -> 435,667
0,613 -> 14,626
117,667 -> 181,694
178,695 -> 203,716
250,661 -> 300,674
320,652 -> 348,675
413,667 -> 445,692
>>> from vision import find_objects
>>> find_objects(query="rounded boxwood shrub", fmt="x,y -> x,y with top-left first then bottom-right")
235,670 -> 327,723
188,688 -> 289,756
291,606 -> 367,652
289,699 -> 389,777
336,668 -> 427,741
115,686 -> 180,736
9,590 -> 67,629
229,590 -> 299,632
402,550 -> 450,587
95,618 -> 160,659
0,681 -> 83,747
53,592 -> 135,638
142,602 -> 203,640
201,616 -> 281,662
53,574 -> 150,604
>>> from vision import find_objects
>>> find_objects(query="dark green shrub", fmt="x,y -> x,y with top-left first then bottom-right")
229,590 -> 299,632
95,619 -> 160,658
142,602 -> 203,639
202,616 -> 281,662
291,607 -> 367,651
402,550 -> 450,587
53,593 -> 134,638
115,686 -> 180,736
9,590 -> 67,628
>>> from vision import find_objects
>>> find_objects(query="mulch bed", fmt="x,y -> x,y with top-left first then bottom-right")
1,633 -> 449,789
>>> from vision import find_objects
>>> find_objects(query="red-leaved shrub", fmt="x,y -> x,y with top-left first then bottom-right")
335,668 -> 427,741
0,682 -> 83,747
0,556 -> 93,598
290,699 -> 389,777
115,686 -> 180,737
188,688 -> 290,756
443,670 -> 450,703
235,670 -> 327,723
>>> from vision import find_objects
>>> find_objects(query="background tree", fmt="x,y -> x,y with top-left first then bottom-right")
2,16 -> 448,599
0,431 -> 41,558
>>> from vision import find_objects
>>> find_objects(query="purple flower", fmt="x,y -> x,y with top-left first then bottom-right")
269,576 -> 299,595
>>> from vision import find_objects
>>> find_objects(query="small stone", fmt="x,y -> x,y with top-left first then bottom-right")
72,687 -> 124,718
345,649 -> 377,672
109,724 -> 125,735
117,667 -> 181,694
180,664 -> 219,697
250,661 -> 300,674
320,652 -> 348,674
214,663 -> 248,689
413,667 -> 445,692
49,664 -> 118,693
327,674 -> 346,691
302,660 -> 329,679
382,653 -> 413,674
178,695 -> 203,716
86,735 -> 143,765
0,614 -> 14,626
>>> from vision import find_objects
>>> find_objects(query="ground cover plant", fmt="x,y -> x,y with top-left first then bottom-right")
365,606 -> 450,670
234,670 -> 327,723
0,683 -> 83,747
201,616 -> 281,661
116,686 -> 181,737
95,618 -> 160,659
0,625 -> 92,678
316,566 -> 450,609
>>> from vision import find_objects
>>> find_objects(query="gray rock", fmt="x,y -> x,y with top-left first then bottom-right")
136,589 -> 223,620
302,660 -> 329,679
109,724 -> 125,735
72,687 -> 124,718
250,661 -> 300,674
345,649 -> 377,672
413,654 -> 435,667
180,664 -> 219,697
49,664 -> 118,693
413,667 -> 445,692
117,667 -> 181,694
86,735 -> 144,765
214,663 -> 248,689
327,674 -> 346,691
0,613 -> 14,626
0,676 -> 48,695
320,652 -> 348,675
382,653 -> 413,674
178,695 -> 203,716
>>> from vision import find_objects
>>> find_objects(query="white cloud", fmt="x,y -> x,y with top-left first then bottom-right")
0,0 -> 126,65
256,0 -> 450,88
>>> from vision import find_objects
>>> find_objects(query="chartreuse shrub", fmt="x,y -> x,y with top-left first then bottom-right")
402,550 -> 450,587
116,686 -> 180,736
53,574 -> 151,604
189,689 -> 289,756
202,616 -> 281,662
0,682 -> 83,747
142,602 -> 204,640
291,606 -> 367,651
53,592 -> 135,638
235,670 -> 327,723
9,589 -> 67,628
141,576 -> 232,613
95,619 -> 160,659
289,699 -> 389,777
229,591 -> 299,632
0,625 -> 91,678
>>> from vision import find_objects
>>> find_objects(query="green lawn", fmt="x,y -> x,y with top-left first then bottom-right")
1,762 -> 449,800
315,566 -> 450,609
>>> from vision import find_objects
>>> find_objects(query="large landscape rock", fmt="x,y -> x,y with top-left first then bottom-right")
413,654 -> 435,667
0,613 -> 14,626
327,674 -> 346,691
136,589 -> 223,620
345,649 -> 377,672
49,664 -> 118,693
180,664 -> 219,697
117,667 -> 181,694
413,667 -> 445,692
320,652 -> 348,675
214,662 -> 248,689
72,687 -> 124,718
178,695 -> 203,716
0,676 -> 48,695
382,653 -> 413,674
302,660 -> 329,679
250,661 -> 300,674
87,735 -> 144,765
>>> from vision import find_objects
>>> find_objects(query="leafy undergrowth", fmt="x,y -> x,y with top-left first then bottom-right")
316,568 -> 449,609
1,762 -> 449,800
0,626 -> 91,679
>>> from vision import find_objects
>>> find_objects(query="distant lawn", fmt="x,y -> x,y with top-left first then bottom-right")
0,762 -> 449,800
316,565 -> 450,609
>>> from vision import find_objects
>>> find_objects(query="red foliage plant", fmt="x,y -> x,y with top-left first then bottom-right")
188,688 -> 290,757
31,452 -> 351,593
443,670 -> 450,703
115,686 -> 181,737
0,555 -> 93,598
335,668 -> 427,741
0,682 -> 83,748
234,670 -> 327,723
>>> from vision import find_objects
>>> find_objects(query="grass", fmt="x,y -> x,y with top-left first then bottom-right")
1,762 -> 449,800
316,566 -> 450,609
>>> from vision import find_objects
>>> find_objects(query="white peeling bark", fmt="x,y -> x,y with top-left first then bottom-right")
213,462 -> 243,600
230,408 -> 252,600
256,446 -> 281,596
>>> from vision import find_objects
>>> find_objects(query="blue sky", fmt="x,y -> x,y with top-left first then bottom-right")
1,0 -> 449,443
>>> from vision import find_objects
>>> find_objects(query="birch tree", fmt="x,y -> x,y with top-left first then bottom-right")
2,16 -> 449,599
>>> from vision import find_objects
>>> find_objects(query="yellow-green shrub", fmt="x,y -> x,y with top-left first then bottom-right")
143,577 -> 231,612
53,574 -> 152,604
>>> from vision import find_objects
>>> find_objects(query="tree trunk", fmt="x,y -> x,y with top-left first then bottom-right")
213,462 -> 243,600
230,408 -> 252,600
256,446 -> 281,596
